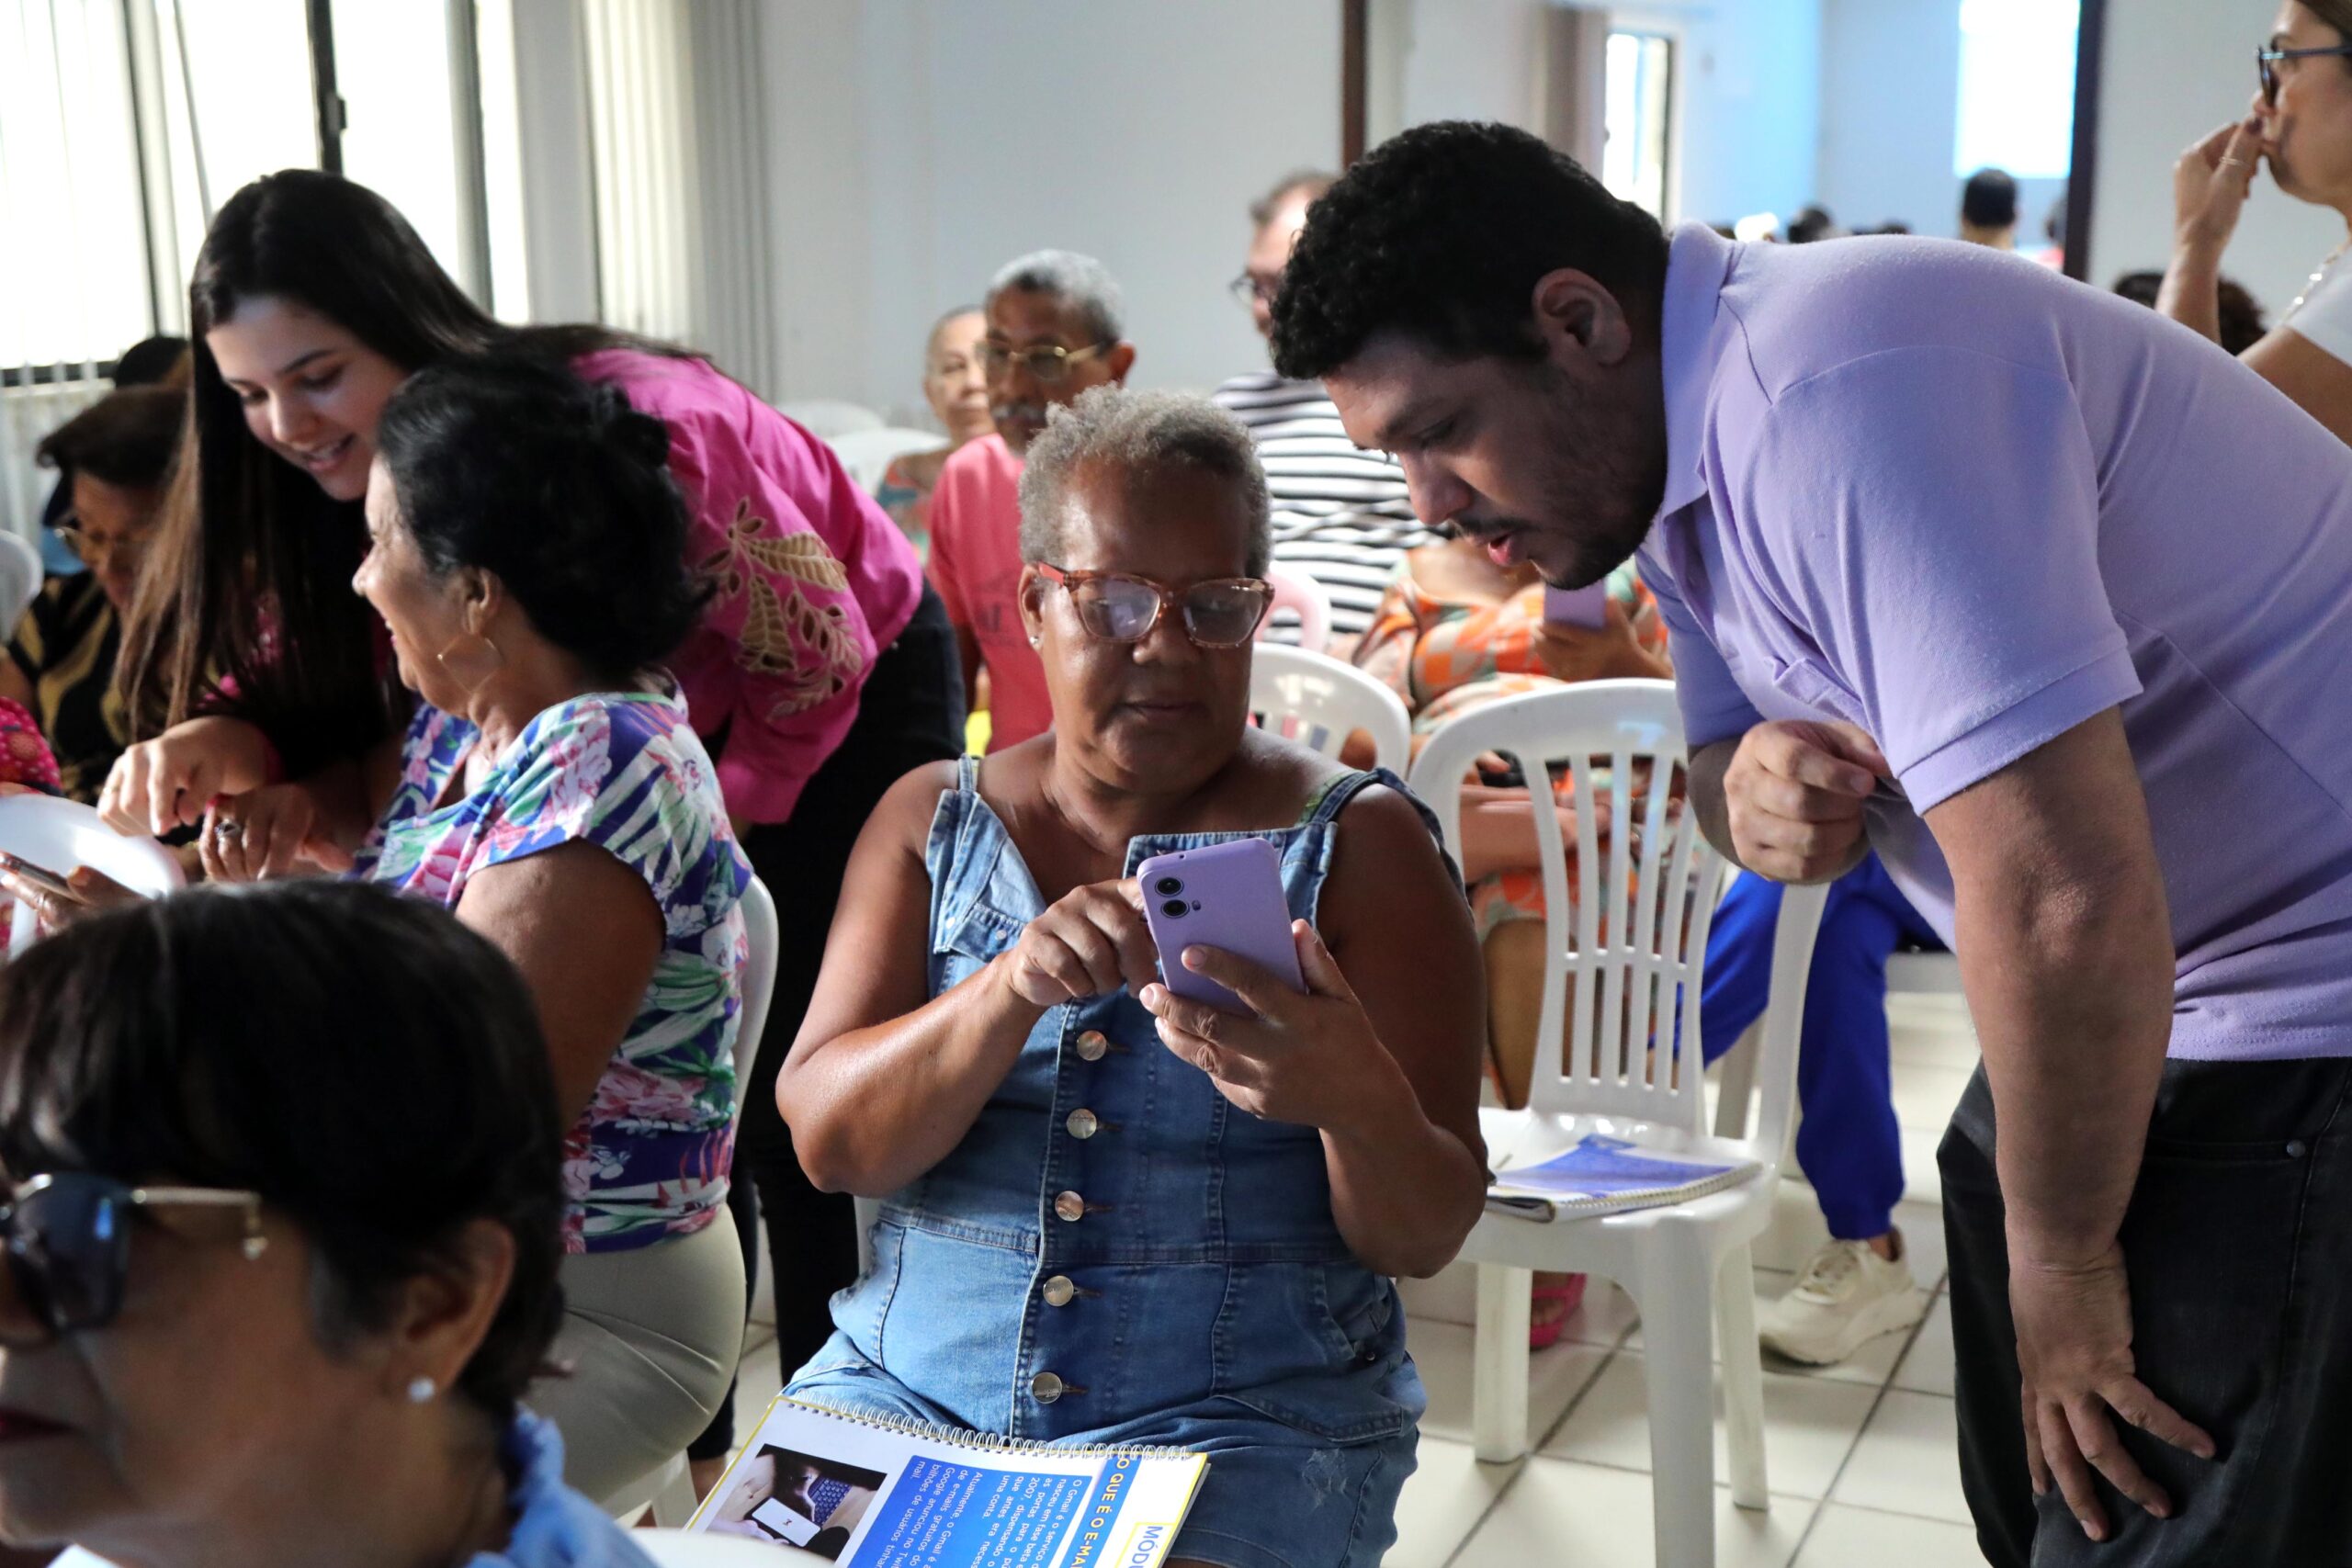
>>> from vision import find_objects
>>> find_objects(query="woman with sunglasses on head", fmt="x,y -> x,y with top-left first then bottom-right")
2162,2 -> 2352,442
775,388 -> 1486,1568
0,880 -> 659,1568
97,168 -> 966,1488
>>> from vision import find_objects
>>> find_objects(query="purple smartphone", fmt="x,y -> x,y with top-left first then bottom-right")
1543,582 -> 1611,628
1136,837 -> 1305,1012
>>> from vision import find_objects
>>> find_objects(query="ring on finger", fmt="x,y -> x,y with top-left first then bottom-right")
214,819 -> 244,840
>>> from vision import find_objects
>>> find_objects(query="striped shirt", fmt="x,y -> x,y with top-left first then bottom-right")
1212,371 -> 1432,641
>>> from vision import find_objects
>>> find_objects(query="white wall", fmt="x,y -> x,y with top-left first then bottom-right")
1815,0 -> 2063,242
1385,0 -> 1552,130
2088,0 -> 2340,317
759,0 -> 1340,420
1620,0 -> 1824,226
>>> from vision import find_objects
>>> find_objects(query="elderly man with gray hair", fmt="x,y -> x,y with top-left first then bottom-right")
779,384 -> 1487,1568
926,249 -> 1135,750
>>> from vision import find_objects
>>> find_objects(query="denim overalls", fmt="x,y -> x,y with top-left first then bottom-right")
786,759 -> 1429,1568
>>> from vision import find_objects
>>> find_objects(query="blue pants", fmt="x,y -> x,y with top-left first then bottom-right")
1699,854 -> 1940,1241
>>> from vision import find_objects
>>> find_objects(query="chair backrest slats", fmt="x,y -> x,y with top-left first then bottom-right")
1247,644 -> 1413,773
1409,680 -> 1728,1133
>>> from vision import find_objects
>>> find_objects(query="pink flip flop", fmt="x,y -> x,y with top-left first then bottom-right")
1529,1272 -> 1589,1350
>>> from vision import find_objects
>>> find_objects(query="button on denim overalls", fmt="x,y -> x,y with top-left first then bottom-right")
787,760 -> 1430,1568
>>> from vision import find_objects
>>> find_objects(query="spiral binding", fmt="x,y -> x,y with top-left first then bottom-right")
1486,1162 -> 1756,1220
777,1396 -> 1193,1459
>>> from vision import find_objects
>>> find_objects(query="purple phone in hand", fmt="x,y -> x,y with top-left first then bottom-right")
1136,837 -> 1305,1012
1543,582 -> 1611,628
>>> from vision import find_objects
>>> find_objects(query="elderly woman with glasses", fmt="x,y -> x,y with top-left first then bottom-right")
775,387 -> 1487,1568
2,384 -> 185,804
0,881 -> 659,1568
2163,1 -> 2352,442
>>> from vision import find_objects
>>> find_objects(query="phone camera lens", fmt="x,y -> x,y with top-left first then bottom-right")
1154,875 -> 1184,897
1160,898 -> 1189,919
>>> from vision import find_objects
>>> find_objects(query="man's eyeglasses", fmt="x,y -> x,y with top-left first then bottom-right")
1,1172 -> 266,1341
1227,272 -> 1282,310
1036,564 -> 1272,649
51,515 -> 149,570
977,341 -> 1114,386
2260,42 -> 2352,107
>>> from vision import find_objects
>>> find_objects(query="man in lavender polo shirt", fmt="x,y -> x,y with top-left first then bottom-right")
1272,121 -> 2352,1566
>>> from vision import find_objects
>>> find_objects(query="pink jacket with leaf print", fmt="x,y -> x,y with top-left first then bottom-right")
577,349 -> 924,825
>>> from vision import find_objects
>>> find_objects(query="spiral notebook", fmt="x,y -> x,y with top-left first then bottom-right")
689,1393 -> 1207,1566
1485,1133 -> 1758,1221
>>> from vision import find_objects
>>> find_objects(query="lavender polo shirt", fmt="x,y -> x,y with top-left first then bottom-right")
1637,222 -> 2352,1061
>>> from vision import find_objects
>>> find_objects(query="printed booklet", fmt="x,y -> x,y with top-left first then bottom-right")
690,1394 -> 1207,1567
1485,1133 -> 1758,1221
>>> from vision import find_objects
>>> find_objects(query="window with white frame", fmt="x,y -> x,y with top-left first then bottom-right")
1953,0 -> 2079,179
1602,29 -> 1675,221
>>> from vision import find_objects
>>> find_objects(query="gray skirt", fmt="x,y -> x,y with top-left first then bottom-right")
530,1212 -> 746,1501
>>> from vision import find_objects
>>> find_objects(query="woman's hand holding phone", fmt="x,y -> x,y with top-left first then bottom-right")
1532,595 -> 1654,684
996,877 -> 1158,1009
1142,921 -> 1412,1134
0,854 -> 141,933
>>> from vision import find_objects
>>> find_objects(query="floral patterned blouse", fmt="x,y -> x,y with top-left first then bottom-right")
577,350 -> 926,826
1352,558 -> 1667,754
349,685 -> 752,1254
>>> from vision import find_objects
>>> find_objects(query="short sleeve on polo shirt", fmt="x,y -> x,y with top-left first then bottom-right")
1734,347 -> 2143,814
1640,553 -> 1767,752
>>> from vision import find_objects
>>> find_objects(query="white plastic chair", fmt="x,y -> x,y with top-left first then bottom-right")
1260,564 -> 1333,654
603,875 -> 781,1526
827,426 -> 948,494
1248,644 -> 1412,773
1407,681 -> 1826,1568
0,794 -> 186,953
773,400 -> 883,440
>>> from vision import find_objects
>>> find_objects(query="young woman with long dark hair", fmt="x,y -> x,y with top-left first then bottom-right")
102,168 -> 965,1486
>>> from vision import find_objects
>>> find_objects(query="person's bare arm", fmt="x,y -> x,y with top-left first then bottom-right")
1453,785 -> 1611,886
2240,327 -> 2352,446
1924,709 -> 2212,1540
778,764 -> 1160,1194
1689,720 -> 1883,882
2157,118 -> 2262,344
455,842 -> 664,1122
1312,786 -> 1488,1275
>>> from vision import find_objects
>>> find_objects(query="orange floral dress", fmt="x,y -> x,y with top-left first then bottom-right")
1352,558 -> 1668,939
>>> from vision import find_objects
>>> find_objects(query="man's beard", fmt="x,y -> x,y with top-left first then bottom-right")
1519,364 -> 1667,588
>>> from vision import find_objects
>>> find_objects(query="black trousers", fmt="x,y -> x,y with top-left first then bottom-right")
688,585 -> 965,1460
1939,1055 -> 2352,1567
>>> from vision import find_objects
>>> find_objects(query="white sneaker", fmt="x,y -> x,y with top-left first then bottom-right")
1759,1236 -> 1927,1366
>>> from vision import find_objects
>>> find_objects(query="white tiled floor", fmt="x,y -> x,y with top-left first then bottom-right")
1380,990 -> 1985,1566
729,992 -> 1986,1565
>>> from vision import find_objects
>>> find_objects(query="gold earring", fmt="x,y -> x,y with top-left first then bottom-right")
434,631 -> 504,694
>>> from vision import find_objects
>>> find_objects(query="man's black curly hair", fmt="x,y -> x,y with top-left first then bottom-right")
1271,120 -> 1669,380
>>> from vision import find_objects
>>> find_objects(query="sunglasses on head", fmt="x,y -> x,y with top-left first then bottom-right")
1035,564 -> 1272,649
0,1172 -> 266,1342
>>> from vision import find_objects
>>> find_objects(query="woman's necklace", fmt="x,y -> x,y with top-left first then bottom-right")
2288,238 -> 2352,318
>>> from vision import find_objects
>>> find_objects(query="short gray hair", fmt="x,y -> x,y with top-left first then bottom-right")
1018,386 -> 1272,576
986,250 -> 1125,345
